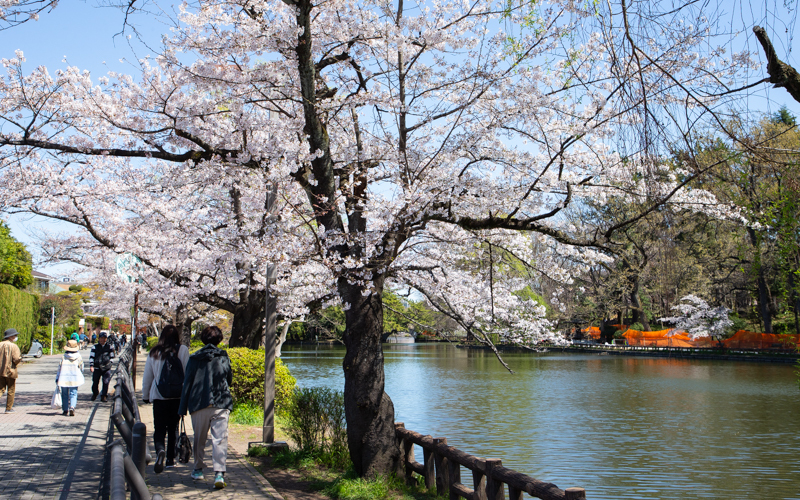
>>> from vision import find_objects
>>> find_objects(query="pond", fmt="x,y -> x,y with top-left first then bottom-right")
281,343 -> 800,500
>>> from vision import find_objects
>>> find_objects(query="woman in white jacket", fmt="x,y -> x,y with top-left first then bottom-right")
56,339 -> 85,416
141,325 -> 190,473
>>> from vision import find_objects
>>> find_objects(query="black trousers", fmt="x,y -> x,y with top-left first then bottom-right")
152,399 -> 181,460
91,369 -> 111,397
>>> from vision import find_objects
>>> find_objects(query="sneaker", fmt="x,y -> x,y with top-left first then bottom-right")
4,409 -> 15,414
154,450 -> 166,474
62,411 -> 68,416
91,394 -> 97,402
214,472 -> 226,489
191,469 -> 204,481
100,396 -> 108,402
69,408 -> 75,416
165,459 -> 175,469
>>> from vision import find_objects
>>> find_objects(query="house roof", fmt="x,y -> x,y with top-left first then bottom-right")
32,270 -> 56,280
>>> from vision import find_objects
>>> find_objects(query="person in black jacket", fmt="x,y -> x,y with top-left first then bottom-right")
89,331 -> 115,402
178,326 -> 232,489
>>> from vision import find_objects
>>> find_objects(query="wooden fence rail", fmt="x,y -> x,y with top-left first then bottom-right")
395,423 -> 586,500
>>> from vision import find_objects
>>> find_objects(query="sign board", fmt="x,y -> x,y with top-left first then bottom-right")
115,253 -> 143,284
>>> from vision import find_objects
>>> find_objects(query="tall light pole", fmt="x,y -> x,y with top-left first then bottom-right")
263,183 -> 278,444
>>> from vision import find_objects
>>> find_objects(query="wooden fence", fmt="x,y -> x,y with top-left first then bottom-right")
396,423 -> 586,500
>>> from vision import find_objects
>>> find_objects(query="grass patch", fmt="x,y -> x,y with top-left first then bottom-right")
323,471 -> 390,499
259,448 -> 445,500
321,470 -> 445,500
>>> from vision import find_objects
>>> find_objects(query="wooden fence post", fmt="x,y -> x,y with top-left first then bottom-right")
565,487 -> 586,500
433,437 -> 449,497
447,455 -> 461,500
396,423 -> 416,486
484,459 -> 505,500
508,485 -> 523,500
472,459 -> 488,500
423,436 -> 435,490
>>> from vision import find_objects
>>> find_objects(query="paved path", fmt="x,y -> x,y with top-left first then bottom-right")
0,347 -> 284,500
0,346 -> 111,500
132,351 -> 283,500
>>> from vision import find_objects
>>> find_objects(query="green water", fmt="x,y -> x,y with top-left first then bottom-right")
281,343 -> 800,499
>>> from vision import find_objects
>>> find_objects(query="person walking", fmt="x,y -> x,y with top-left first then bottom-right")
55,339 -> 85,416
179,326 -> 232,489
142,325 -> 189,473
0,328 -> 23,413
89,331 -> 115,402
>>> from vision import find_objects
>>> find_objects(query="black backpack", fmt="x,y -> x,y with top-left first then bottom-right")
156,350 -> 184,399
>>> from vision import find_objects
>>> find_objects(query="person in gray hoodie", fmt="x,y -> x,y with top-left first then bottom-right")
178,326 -> 232,489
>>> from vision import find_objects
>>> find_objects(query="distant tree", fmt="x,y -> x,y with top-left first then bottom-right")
0,220 -> 32,289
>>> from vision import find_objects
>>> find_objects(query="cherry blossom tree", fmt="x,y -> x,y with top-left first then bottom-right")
660,294 -> 734,340
0,0 -> 762,477
0,0 -> 57,29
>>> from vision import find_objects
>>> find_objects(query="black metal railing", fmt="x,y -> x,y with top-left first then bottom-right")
107,343 -> 162,500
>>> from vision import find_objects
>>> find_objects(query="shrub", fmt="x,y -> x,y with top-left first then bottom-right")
189,335 -> 205,352
0,284 -> 39,353
285,386 -> 348,467
226,347 -> 296,415
146,336 -> 158,351
231,400 -> 264,426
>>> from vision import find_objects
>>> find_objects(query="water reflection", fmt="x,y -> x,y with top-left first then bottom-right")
281,344 -> 800,500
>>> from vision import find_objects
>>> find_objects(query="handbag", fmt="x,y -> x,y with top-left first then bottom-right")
51,386 -> 62,409
177,416 -> 192,463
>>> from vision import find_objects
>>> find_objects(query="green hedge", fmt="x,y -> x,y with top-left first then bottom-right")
0,284 -> 39,353
85,315 -> 110,330
227,347 -> 296,415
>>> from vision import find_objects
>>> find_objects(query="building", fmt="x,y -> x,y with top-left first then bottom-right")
31,270 -> 56,293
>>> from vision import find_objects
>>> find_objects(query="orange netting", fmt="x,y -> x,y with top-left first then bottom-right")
621,329 -> 696,347
722,330 -> 800,350
582,326 -> 601,339
691,336 -> 719,348
610,324 -> 629,331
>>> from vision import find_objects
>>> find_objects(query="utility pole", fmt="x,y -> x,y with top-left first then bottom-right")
50,307 -> 55,355
132,290 -> 139,390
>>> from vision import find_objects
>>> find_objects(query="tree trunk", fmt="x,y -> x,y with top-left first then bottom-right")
788,262 -> 800,335
630,275 -> 651,331
229,290 -> 265,348
747,227 -> 773,333
340,278 -> 402,479
275,319 -> 295,357
174,305 -> 194,347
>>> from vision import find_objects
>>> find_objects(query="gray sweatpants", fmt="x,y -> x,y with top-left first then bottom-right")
190,406 -> 230,472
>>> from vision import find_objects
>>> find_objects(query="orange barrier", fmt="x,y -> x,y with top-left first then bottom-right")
722,330 -> 800,350
582,326 -> 601,340
691,336 -> 719,348
621,329 -> 696,347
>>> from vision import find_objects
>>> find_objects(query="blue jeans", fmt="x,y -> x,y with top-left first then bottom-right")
61,387 -> 78,412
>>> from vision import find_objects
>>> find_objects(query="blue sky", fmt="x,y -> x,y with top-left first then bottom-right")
3,1 -> 800,276
0,2 -> 161,276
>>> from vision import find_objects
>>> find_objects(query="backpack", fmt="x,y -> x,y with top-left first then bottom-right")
97,345 -> 113,371
156,350 -> 184,399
